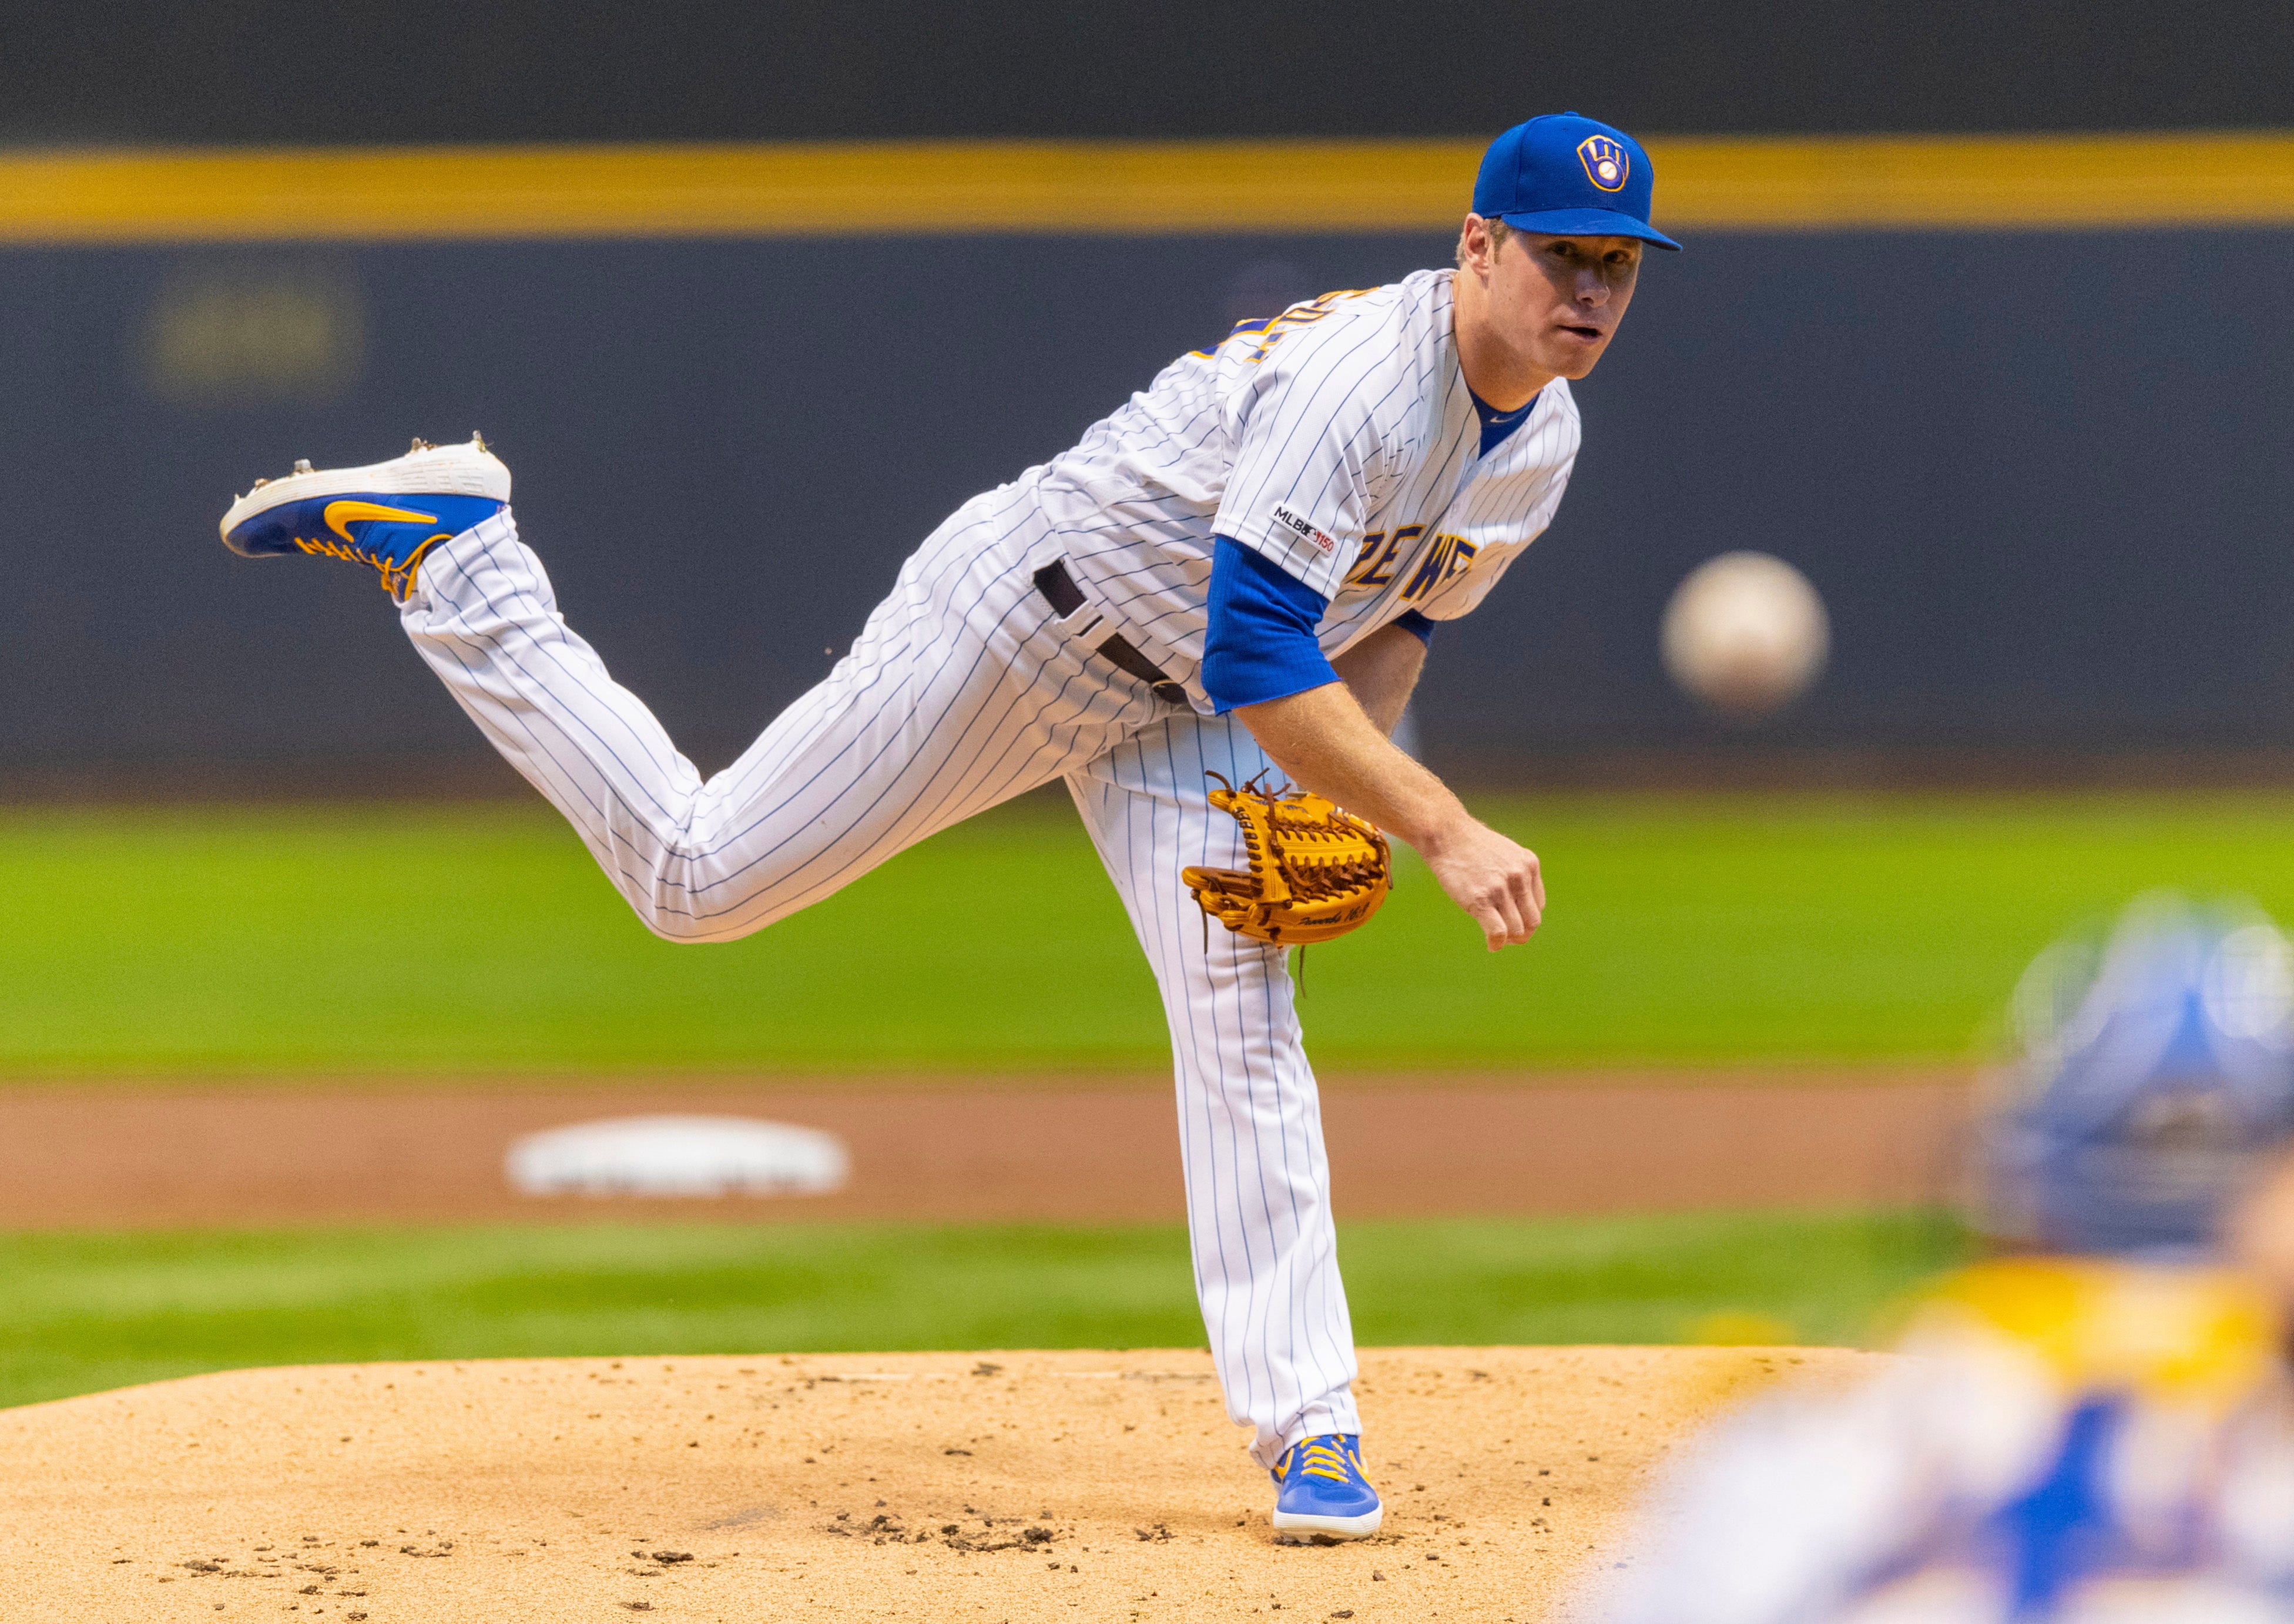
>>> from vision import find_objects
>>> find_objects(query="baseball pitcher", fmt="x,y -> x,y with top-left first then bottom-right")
217,113 -> 1676,1541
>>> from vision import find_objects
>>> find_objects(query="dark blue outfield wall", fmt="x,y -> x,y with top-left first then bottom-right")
5,227 -> 2294,784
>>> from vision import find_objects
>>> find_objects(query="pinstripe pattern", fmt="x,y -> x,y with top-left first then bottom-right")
1035,266 -> 1580,692
402,501 -> 1360,1464
391,264 -> 1588,1471
1068,716 -> 1359,1466
403,489 -> 1161,941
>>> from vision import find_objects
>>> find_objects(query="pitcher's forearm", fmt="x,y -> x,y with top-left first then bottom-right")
1330,623 -> 1428,738
1233,682 -> 1471,852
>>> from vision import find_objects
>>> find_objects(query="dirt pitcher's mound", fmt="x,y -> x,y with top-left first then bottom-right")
0,1346 -> 1888,1623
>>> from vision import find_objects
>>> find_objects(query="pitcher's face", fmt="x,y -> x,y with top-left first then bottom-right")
1488,228 -> 1642,380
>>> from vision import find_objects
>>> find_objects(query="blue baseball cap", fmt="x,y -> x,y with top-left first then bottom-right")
1473,112 -> 1681,251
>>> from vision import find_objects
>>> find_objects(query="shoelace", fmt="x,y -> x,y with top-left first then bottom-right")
293,532 -> 392,578
1289,1440 -> 1357,1485
293,529 -> 445,602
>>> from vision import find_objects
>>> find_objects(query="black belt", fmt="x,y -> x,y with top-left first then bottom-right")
1034,561 -> 1188,705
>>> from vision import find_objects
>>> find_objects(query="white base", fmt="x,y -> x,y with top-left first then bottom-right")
505,1116 -> 850,1198
1271,1504 -> 1384,1542
220,436 -> 511,543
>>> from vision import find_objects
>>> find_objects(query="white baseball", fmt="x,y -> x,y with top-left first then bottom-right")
1661,551 -> 1830,718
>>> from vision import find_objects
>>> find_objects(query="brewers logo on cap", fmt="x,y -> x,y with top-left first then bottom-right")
1577,135 -> 1628,192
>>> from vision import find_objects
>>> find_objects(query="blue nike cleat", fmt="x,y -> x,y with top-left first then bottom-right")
1270,1433 -> 1383,1542
220,434 -> 510,602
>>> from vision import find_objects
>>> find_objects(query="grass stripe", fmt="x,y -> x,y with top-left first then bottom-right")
0,1211 -> 1967,1410
7,793 -> 2294,1073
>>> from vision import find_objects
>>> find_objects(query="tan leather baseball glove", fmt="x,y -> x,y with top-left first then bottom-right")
1181,774 -> 1392,945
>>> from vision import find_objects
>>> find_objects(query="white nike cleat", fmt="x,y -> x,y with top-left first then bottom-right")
220,434 -> 511,600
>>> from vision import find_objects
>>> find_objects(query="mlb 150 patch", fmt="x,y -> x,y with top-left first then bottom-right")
1270,504 -> 1339,556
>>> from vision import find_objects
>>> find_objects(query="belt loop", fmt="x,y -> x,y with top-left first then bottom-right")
1032,561 -> 1106,641
1033,559 -> 1185,706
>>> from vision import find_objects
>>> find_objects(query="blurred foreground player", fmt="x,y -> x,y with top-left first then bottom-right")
214,115 -> 1679,1539
1591,896 -> 2294,1622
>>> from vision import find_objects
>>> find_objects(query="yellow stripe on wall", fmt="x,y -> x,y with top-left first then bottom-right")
0,132 -> 2290,244
0,142 -> 1484,242
1661,133 -> 2294,230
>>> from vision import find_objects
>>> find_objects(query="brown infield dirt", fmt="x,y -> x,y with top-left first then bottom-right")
0,1344 -> 1891,1623
0,1074 -> 1937,1616
0,1070 -> 1970,1227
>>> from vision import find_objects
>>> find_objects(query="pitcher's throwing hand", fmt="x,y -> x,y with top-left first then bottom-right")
1423,817 -> 1546,951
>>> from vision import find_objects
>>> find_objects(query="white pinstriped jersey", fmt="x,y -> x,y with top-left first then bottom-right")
1030,268 -> 1580,694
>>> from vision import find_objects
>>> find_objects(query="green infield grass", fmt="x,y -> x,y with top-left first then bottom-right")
0,1209 -> 1966,1410
4,792 -> 2292,1073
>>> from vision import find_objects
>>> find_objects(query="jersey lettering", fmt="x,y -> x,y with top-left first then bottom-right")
1343,525 -> 1420,589
1397,533 -> 1479,602
1195,288 -> 1375,364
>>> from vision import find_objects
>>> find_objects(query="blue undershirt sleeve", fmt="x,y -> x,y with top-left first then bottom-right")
1202,535 -> 1339,713
1393,609 -> 1437,648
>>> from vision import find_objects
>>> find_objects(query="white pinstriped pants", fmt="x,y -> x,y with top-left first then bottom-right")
400,486 -> 1361,1465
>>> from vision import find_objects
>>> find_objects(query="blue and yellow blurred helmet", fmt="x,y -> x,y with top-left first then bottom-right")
1978,894 -> 2294,1257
